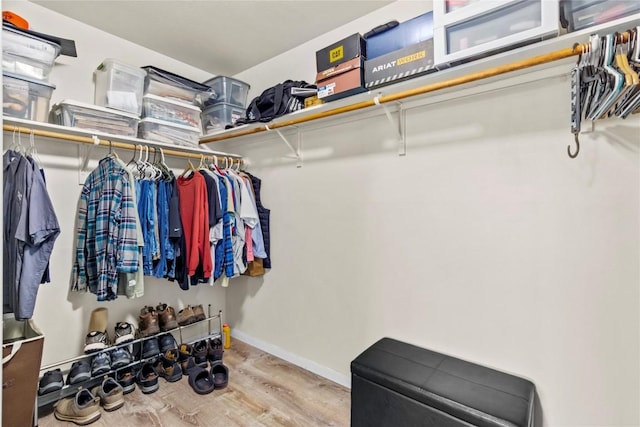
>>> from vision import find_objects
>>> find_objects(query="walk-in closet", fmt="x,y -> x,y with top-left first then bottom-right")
2,1 -> 639,426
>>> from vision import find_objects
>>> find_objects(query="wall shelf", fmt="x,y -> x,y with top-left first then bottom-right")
199,13 -> 640,147
2,117 -> 243,162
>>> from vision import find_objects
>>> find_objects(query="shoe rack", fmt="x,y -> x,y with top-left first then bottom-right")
35,305 -> 223,414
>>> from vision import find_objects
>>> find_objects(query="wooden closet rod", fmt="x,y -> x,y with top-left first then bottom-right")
2,123 -> 243,163
200,31 -> 631,145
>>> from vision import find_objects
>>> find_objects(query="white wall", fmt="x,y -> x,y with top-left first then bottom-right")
221,2 -> 640,426
2,1 -> 226,366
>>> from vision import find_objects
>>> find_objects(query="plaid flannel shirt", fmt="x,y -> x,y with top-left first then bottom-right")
73,156 -> 139,301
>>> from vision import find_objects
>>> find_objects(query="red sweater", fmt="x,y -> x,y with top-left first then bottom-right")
177,172 -> 212,278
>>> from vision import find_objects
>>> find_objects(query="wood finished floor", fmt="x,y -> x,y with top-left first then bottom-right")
38,340 -> 350,426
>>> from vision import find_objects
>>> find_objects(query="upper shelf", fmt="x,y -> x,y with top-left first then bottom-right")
2,117 -> 242,161
199,13 -> 640,146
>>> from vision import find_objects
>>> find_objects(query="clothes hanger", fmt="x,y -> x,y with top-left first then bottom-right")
26,130 -> 44,166
591,34 -> 624,120
180,158 -> 196,178
153,147 -> 171,180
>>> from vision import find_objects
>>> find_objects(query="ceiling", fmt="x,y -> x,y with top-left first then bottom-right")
33,0 -> 392,76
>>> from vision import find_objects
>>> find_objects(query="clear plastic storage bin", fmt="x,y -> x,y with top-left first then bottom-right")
142,66 -> 214,106
433,0 -> 558,66
50,100 -> 140,137
2,26 -> 61,81
142,94 -> 202,129
561,0 -> 640,32
94,58 -> 146,116
202,76 -> 250,107
201,103 -> 246,134
3,72 -> 55,122
139,117 -> 201,146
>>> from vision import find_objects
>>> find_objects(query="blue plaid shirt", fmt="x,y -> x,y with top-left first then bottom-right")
73,156 -> 139,301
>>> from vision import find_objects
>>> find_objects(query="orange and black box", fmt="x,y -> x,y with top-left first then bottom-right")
316,33 -> 366,73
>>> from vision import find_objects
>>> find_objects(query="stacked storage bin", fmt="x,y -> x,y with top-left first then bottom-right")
49,58 -> 144,137
201,76 -> 250,134
2,25 -> 60,122
139,66 -> 212,146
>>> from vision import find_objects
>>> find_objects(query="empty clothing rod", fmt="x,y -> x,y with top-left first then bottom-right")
200,31 -> 631,145
3,122 -> 243,162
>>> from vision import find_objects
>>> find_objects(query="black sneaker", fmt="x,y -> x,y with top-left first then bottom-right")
142,337 -> 160,359
207,337 -> 224,362
38,369 -> 64,395
158,333 -> 178,353
110,347 -> 133,369
192,340 -> 208,368
136,362 -> 159,394
116,367 -> 136,395
91,352 -> 111,376
114,322 -> 135,344
67,360 -> 91,385
84,331 -> 109,353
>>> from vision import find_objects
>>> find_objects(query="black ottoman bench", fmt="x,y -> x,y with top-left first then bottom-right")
351,338 -> 539,427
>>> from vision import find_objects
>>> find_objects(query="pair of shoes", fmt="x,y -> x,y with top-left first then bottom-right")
91,353 -> 111,376
192,340 -> 209,367
154,349 -> 183,382
141,336 -> 161,359
177,343 -> 198,376
84,308 -> 110,354
116,367 -> 136,394
188,362 -> 228,395
38,369 -> 64,395
86,322 -> 135,353
110,347 -> 133,369
139,306 -> 161,337
67,361 -> 91,385
136,362 -> 159,394
91,377 -> 125,412
158,333 -> 178,353
54,388 -> 101,425
114,322 -> 136,344
207,337 -> 224,362
177,304 -> 206,326
156,303 -> 179,331
84,331 -> 110,354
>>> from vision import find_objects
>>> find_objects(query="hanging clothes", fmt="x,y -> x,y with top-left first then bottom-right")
3,150 -> 60,320
116,157 -> 145,299
176,171 -> 212,283
245,172 -> 271,268
72,155 -> 139,301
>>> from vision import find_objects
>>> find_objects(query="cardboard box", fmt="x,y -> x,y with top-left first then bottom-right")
366,12 -> 433,60
3,315 -> 44,427
364,39 -> 437,90
316,57 -> 366,102
316,33 -> 366,73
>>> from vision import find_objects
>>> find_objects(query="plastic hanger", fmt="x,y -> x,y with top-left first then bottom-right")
180,159 -> 196,178
25,130 -> 43,166
591,34 -> 624,120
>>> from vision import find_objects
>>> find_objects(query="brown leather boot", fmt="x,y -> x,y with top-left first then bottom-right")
177,306 -> 196,326
192,304 -> 206,322
156,303 -> 179,331
138,306 -> 160,337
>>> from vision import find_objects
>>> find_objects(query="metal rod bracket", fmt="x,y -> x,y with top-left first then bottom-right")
375,96 -> 406,156
266,125 -> 303,167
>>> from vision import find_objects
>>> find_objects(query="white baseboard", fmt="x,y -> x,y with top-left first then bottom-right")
231,329 -> 351,389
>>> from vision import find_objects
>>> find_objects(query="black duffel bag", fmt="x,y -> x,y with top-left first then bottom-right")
238,80 -> 316,125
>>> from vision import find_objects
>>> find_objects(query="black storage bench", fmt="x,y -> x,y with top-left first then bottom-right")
351,338 -> 539,427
